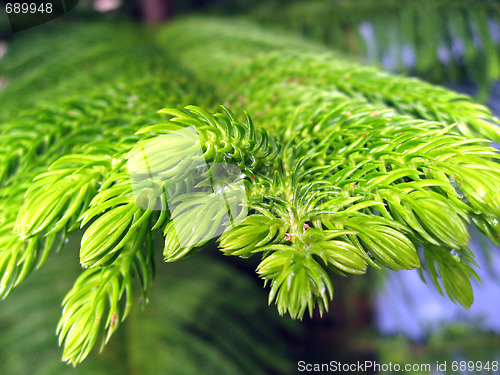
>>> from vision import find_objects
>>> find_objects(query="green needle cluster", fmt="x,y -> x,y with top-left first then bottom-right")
158,17 -> 500,316
0,15 -> 500,366
0,22 -> 213,365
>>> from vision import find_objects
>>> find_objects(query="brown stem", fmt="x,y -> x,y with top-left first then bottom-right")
140,0 -> 173,23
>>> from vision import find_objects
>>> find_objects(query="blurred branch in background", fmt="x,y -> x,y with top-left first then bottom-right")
249,0 -> 500,102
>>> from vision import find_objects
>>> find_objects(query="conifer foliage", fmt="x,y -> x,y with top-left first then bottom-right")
1,16 -> 500,366
251,0 -> 500,101
160,17 -> 500,314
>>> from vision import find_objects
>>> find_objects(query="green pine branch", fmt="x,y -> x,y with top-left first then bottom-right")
1,16 -> 500,366
57,239 -> 153,365
157,17 -> 500,315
